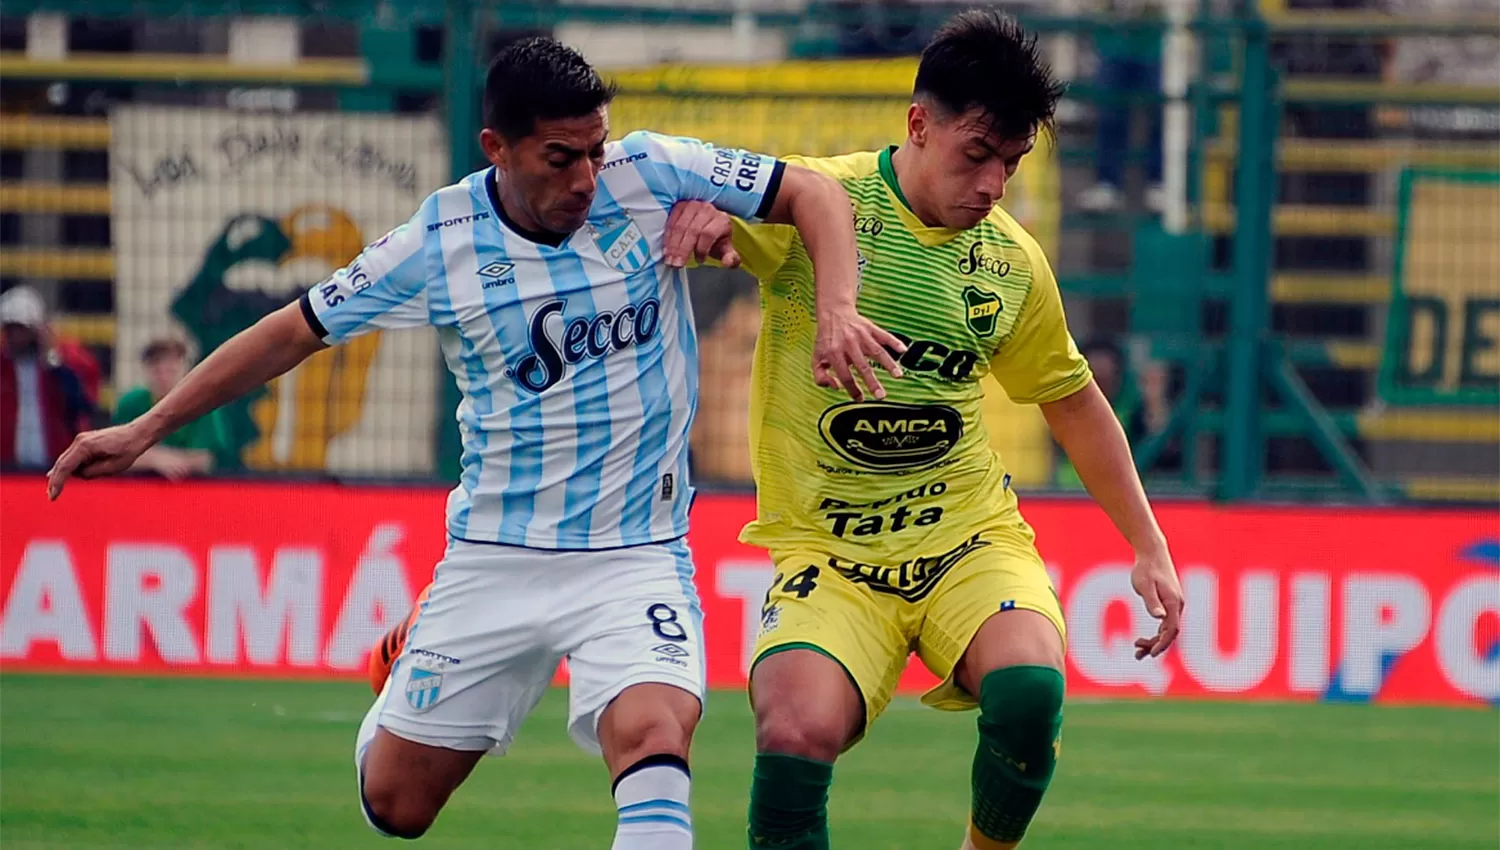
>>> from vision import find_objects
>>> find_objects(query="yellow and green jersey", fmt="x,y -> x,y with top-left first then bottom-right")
732,147 -> 1092,563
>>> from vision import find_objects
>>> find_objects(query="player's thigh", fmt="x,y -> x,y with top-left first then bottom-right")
750,551 -> 910,746
359,725 -> 485,824
563,538 -> 708,760
915,523 -> 1066,710
374,540 -> 563,757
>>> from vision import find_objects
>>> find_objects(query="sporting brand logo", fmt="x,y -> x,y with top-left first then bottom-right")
962,286 -> 1002,337
819,401 -> 963,470
854,215 -> 884,236
601,151 -> 647,171
427,212 -> 491,232
507,297 -> 661,393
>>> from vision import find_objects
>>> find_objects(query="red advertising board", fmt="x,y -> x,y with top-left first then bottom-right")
2,475 -> 1496,705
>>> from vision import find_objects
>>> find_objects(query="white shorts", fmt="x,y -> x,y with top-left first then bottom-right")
357,536 -> 705,758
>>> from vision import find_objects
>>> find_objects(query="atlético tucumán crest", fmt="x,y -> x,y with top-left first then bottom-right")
404,658 -> 445,711
589,215 -> 650,273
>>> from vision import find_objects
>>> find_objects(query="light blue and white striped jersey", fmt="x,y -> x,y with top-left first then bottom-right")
300,130 -> 784,549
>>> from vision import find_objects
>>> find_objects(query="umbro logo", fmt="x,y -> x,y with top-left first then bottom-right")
652,643 -> 690,658
480,261 -> 515,290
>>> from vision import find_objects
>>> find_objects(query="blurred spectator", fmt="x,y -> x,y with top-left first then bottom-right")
0,287 -> 94,470
54,332 -> 103,412
1077,0 -> 1165,213
112,336 -> 235,480
1056,337 -> 1173,486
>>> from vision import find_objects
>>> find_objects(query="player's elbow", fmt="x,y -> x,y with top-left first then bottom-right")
264,299 -> 330,360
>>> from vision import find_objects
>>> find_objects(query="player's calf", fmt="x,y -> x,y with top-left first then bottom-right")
955,611 -> 1067,849
599,683 -> 702,850
964,665 -> 1064,849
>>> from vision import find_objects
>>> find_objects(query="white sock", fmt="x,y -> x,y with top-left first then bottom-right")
611,756 -> 693,850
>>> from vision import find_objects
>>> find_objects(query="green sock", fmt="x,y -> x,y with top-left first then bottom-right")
747,753 -> 834,849
971,665 -> 1065,844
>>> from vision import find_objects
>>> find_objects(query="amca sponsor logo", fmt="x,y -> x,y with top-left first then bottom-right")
507,298 -> 661,393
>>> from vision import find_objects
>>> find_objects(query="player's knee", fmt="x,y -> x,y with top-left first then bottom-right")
360,772 -> 438,840
977,665 -> 1065,781
603,697 -> 697,768
755,706 -> 845,763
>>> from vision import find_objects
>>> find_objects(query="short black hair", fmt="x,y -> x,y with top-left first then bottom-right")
483,37 -> 618,140
913,9 -> 1066,140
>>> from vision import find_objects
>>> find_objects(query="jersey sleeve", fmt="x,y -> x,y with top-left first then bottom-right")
620,130 -> 785,222
725,152 -> 871,280
299,214 -> 429,345
988,248 -> 1092,405
730,218 -> 797,280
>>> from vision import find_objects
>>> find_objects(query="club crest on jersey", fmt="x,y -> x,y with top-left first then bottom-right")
405,658 -> 446,711
588,215 -> 650,273
962,286 -> 1002,337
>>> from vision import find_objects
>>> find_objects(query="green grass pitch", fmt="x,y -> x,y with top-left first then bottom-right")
0,674 -> 1494,849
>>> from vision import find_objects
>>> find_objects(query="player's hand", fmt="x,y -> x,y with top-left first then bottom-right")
47,423 -> 153,500
812,307 -> 906,401
663,200 -> 740,269
1131,548 -> 1185,659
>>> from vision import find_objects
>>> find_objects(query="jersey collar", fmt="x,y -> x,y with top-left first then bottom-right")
877,146 -> 971,247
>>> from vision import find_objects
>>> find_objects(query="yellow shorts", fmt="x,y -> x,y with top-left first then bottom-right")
750,519 -> 1065,742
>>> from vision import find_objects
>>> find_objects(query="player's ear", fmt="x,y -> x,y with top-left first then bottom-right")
479,128 -> 508,169
907,102 -> 928,148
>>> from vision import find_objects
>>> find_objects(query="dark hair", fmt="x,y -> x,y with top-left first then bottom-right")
483,37 -> 618,140
141,336 -> 187,364
913,9 -> 1066,140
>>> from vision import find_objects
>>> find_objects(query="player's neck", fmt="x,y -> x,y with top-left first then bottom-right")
888,145 -> 944,229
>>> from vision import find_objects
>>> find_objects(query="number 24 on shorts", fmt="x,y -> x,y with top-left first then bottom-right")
758,566 -> 821,634
762,565 -> 822,608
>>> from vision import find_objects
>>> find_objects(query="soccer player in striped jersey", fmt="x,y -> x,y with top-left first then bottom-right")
44,37 -> 902,849
713,12 -> 1182,850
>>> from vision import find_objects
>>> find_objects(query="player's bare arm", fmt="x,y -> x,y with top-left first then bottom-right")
1040,380 -> 1185,658
662,177 -> 906,402
763,165 -> 906,402
47,302 -> 325,499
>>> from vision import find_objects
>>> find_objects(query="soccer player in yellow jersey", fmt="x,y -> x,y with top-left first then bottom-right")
730,11 -> 1185,850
